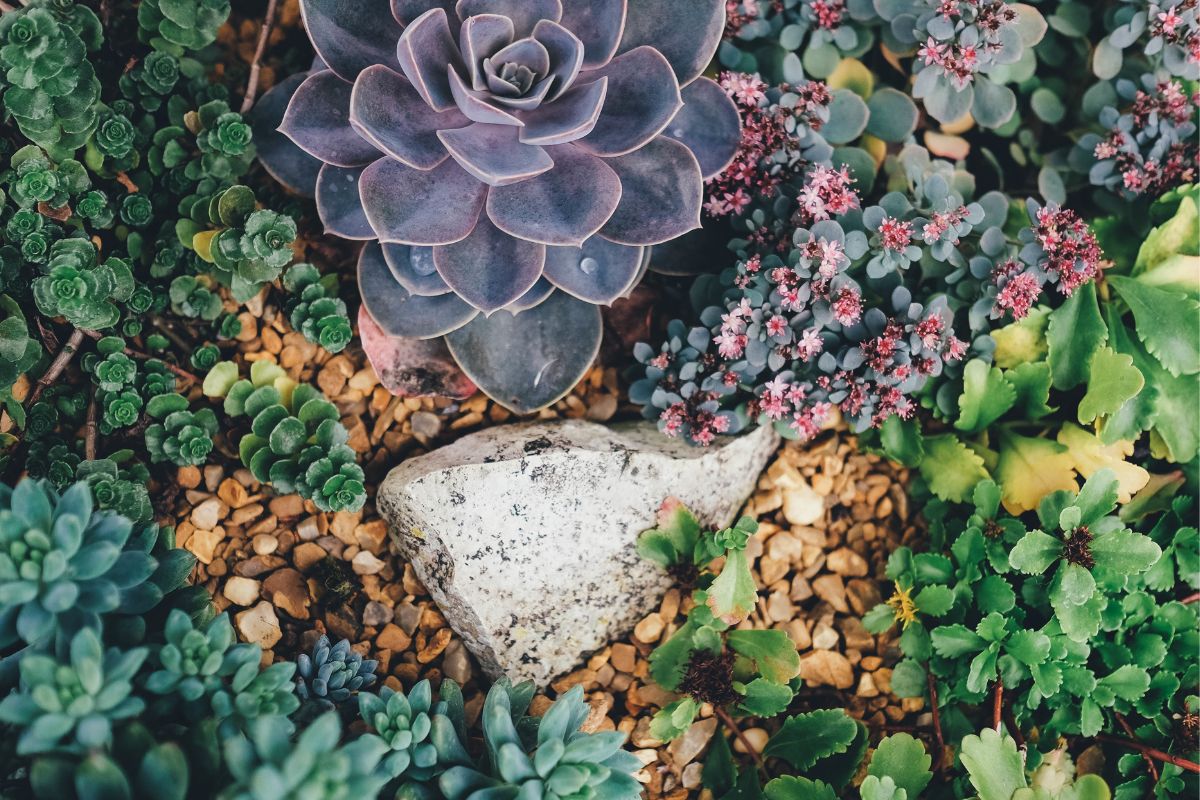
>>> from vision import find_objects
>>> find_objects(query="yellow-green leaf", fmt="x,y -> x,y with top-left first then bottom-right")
1057,423 -> 1149,504
1078,347 -> 1144,423
995,432 -> 1077,514
919,435 -> 989,502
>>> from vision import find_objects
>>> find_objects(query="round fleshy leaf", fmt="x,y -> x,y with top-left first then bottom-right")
923,81 -> 974,124
456,0 -> 562,37
597,136 -> 702,246
461,14 -> 515,89
383,244 -> 452,296
972,79 -> 1017,129
507,277 -> 556,311
351,65 -> 466,168
280,70 -> 382,167
359,157 -> 487,245
559,0 -> 626,68
359,242 -> 479,338
445,290 -> 602,413
250,73 -> 322,197
822,89 -> 869,144
533,20 -> 584,100
316,164 -> 375,239
437,123 -> 554,187
397,8 -> 464,112
544,236 -> 643,303
615,0 -> 724,86
486,145 -> 621,246
517,78 -> 607,145
358,305 -> 476,399
865,87 -> 918,143
433,217 -> 546,311
300,0 -> 404,81
574,46 -> 681,157
663,76 -> 741,180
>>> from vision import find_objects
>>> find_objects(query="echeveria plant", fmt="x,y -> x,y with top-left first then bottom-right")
256,0 -> 743,411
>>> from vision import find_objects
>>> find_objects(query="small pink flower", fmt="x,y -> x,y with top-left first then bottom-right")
879,216 -> 914,251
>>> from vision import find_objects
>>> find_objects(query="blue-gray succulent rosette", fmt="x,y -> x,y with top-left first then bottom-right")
253,0 -> 742,412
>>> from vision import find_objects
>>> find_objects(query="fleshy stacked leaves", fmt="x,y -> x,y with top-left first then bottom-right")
144,393 -> 218,466
0,0 -> 103,159
255,0 -> 743,412
182,184 -> 294,302
32,238 -> 135,330
137,0 -> 231,55
283,263 -> 353,354
204,360 -> 366,513
294,634 -> 378,708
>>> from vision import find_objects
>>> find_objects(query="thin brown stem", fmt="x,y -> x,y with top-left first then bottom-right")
0,1 -> 17,13
85,395 -> 98,461
992,682 -> 1003,731
241,0 -> 279,113
1002,703 -> 1025,750
150,316 -> 195,353
1115,714 -> 1160,784
27,328 -> 85,408
1096,734 -> 1199,774
1181,592 -> 1199,605
79,329 -> 200,384
928,672 -> 945,771
714,706 -> 768,778
35,317 -> 60,354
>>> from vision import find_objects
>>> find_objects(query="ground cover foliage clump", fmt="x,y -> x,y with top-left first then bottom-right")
0,0 -> 1196,798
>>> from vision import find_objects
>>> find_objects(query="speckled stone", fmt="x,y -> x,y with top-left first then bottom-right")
377,419 -> 779,686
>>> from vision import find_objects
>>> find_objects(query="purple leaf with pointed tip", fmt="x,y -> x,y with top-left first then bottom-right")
598,136 -> 702,245
460,14 -> 515,89
250,73 -> 321,197
507,277 -> 556,311
445,290 -> 602,413
456,0 -> 562,37
437,123 -> 553,186
517,77 -> 606,145
544,236 -> 644,303
359,305 -> 477,399
360,157 -> 487,244
300,0 -> 403,81
383,244 -> 452,296
574,47 -> 681,157
532,20 -> 584,100
433,217 -> 546,311
397,9 -> 464,111
664,77 -> 742,180
559,0 -> 626,68
448,67 -> 525,126
317,164 -> 375,239
359,242 -> 479,338
280,70 -> 382,167
486,144 -> 621,245
352,65 -> 467,168
617,0 -> 724,86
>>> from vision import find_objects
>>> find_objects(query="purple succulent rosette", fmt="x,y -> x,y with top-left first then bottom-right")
253,0 -> 742,412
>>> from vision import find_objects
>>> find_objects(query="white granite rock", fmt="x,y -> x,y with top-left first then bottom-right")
377,419 -> 779,686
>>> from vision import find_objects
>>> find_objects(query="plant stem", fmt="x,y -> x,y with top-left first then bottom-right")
992,682 -> 1003,732
85,395 -> 98,461
27,328 -> 85,408
1182,592 -> 1199,605
714,706 -> 769,778
1002,703 -> 1025,750
79,329 -> 200,384
1096,734 -> 1200,774
928,671 -> 945,771
0,1 -> 17,12
150,316 -> 195,353
241,0 -> 279,113
1115,713 -> 1160,784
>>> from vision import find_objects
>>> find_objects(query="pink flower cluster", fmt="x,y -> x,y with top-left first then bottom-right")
918,1 -> 1016,89
922,206 -> 971,245
808,0 -> 847,30
753,377 -> 833,440
880,216 -> 915,251
1033,205 -> 1103,295
660,393 -> 732,446
796,164 -> 861,223
991,259 -> 1042,320
1150,0 -> 1200,62
724,0 -> 784,40
704,73 -> 833,219
1094,80 -> 1199,196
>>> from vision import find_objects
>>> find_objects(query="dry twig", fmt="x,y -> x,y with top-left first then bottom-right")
1097,734 -> 1199,774
241,0 -> 279,113
27,328 -> 86,408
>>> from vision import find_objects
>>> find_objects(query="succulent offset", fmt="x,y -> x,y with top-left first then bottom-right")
294,634 -> 378,707
255,0 -> 742,411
